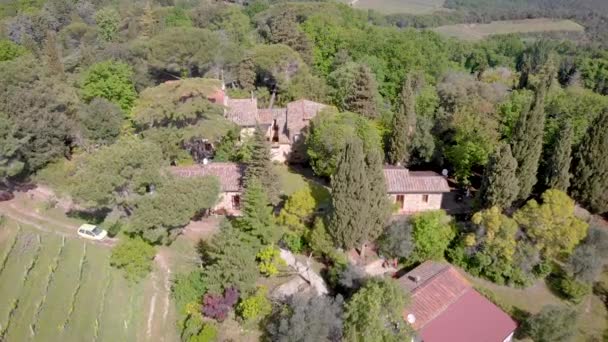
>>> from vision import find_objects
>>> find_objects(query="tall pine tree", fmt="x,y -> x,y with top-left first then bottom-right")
329,138 -> 389,252
344,65 -> 378,119
238,178 -> 280,246
571,111 -> 608,213
387,75 -> 417,165
477,143 -> 519,209
544,121 -> 573,191
511,83 -> 547,200
245,127 -> 280,204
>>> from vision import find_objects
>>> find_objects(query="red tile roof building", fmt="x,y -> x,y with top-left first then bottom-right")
398,261 -> 517,342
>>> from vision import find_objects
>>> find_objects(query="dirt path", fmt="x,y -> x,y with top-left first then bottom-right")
141,248 -> 176,342
0,200 -> 116,247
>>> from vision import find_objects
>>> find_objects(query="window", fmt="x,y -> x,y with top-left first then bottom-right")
232,195 -> 241,210
396,195 -> 404,208
422,194 -> 429,203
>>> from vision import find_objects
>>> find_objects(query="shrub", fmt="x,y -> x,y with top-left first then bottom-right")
110,236 -> 156,282
256,246 -> 285,277
237,286 -> 272,322
202,287 -> 239,322
190,323 -> 217,342
281,232 -> 304,253
558,276 -> 591,303
524,305 -> 577,342
534,261 -> 552,278
172,271 -> 207,314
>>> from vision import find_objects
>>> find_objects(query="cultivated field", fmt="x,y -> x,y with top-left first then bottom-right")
340,0 -> 446,15
0,220 -> 144,342
432,18 -> 585,41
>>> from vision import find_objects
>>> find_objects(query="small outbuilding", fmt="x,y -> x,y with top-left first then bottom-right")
383,167 -> 451,214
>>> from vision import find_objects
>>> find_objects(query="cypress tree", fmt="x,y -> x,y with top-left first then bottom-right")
345,65 -> 378,119
387,75 -> 416,165
477,143 -> 519,209
329,138 -> 390,251
238,178 -> 280,246
511,84 -> 547,200
571,111 -> 608,213
44,30 -> 64,77
544,121 -> 573,191
245,127 -> 280,204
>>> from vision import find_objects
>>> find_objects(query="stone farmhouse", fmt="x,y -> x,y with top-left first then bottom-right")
398,261 -> 517,342
384,167 -> 451,214
172,163 -> 451,216
219,90 -> 327,162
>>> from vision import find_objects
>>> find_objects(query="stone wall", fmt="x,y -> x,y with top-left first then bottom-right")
390,193 -> 443,214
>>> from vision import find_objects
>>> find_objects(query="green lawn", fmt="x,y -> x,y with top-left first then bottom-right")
0,221 -> 146,342
274,164 -> 331,207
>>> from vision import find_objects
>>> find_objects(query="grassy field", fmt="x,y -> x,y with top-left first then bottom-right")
339,0 -> 445,15
0,222 -> 145,342
433,18 -> 585,41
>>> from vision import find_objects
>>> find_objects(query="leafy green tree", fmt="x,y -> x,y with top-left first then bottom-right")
238,178 -> 280,246
277,187 -> 316,234
565,226 -> 608,283
43,30 -> 64,77
140,127 -> 191,164
203,220 -> 259,295
307,217 -> 334,257
0,39 -> 27,61
81,61 -> 137,111
543,120 -> 573,192
377,219 -> 414,260
70,138 -> 164,209
110,236 -> 156,283
237,286 -> 272,322
387,75 -> 416,166
244,127 -> 280,204
0,57 -> 77,172
266,293 -> 344,342
249,44 -> 305,93
329,138 -> 390,251
129,176 -> 220,244
571,110 -> 608,213
306,109 -> 382,177
514,189 -> 588,259
95,7 -> 120,42
78,98 -> 123,146
344,279 -> 409,342
510,84 -> 547,200
477,143 -> 519,209
411,210 -> 454,261
524,305 -> 577,342
262,9 -> 312,64
237,56 -> 256,91
0,112 -> 26,185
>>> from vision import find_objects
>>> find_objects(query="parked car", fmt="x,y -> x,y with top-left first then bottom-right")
77,224 -> 108,240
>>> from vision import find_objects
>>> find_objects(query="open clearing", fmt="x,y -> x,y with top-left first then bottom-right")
339,0 -> 445,15
433,18 -> 585,41
0,220 -> 145,342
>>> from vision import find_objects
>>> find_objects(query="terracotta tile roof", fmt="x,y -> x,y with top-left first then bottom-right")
400,262 -> 470,330
226,98 -> 258,126
384,167 -> 450,194
286,100 -> 327,141
399,261 -> 517,342
257,108 -> 285,125
170,163 -> 245,192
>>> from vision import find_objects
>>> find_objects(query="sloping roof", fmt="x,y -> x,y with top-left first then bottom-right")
170,163 -> 245,192
399,261 -> 517,342
384,167 -> 450,194
226,98 -> 258,126
286,100 -> 327,140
